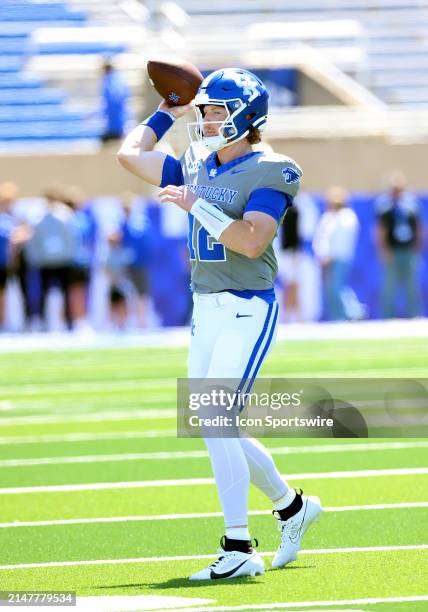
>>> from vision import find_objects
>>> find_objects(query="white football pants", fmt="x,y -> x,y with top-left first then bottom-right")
188,291 -> 289,528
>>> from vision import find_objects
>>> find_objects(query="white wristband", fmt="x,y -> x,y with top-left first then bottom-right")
190,198 -> 235,240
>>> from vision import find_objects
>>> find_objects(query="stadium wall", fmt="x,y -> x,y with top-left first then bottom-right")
281,138 -> 428,191
3,137 -> 428,196
2,143 -> 153,198
299,72 -> 344,106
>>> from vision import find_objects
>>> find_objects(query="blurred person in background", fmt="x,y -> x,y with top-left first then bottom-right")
158,193 -> 192,326
277,205 -> 301,322
27,184 -> 76,331
63,186 -> 98,332
100,59 -> 130,143
0,182 -> 34,331
313,186 -> 360,321
104,229 -> 129,331
119,192 -> 153,329
276,190 -> 322,323
0,182 -> 18,331
293,191 -> 322,322
375,171 -> 423,318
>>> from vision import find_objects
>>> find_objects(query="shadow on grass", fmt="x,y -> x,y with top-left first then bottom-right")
95,565 -> 311,591
96,576 -> 261,590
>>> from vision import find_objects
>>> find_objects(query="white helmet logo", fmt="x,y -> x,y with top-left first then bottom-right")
232,73 -> 261,103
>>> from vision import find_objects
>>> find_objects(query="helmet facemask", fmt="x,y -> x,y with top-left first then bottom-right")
187,97 -> 250,152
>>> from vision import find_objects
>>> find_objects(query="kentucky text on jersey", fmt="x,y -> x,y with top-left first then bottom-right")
187,183 -> 238,205
161,144 -> 302,294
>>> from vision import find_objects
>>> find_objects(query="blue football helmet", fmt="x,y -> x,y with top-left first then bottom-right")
188,68 -> 269,152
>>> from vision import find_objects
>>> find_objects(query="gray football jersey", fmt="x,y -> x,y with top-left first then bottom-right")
181,143 -> 302,294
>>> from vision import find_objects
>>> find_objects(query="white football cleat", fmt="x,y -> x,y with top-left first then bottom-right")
271,490 -> 323,569
189,539 -> 264,581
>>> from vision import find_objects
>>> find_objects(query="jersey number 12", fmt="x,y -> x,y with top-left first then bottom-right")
188,212 -> 227,262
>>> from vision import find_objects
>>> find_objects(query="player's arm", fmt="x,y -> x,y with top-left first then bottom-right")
116,101 -> 191,185
219,212 -> 277,258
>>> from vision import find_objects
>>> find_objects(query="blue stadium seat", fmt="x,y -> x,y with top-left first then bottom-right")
0,27 -> 29,39
0,4 -> 86,22
0,122 -> 101,140
0,89 -> 65,105
0,106 -> 91,122
0,39 -> 31,55
0,75 -> 43,89
0,57 -> 24,73
0,23 -> 86,36
36,42 -> 127,55
0,2 -> 117,145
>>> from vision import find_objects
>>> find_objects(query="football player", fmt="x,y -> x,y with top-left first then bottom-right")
118,68 -> 322,580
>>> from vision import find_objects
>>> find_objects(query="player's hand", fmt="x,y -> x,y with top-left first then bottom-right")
158,184 -> 197,212
158,100 -> 193,119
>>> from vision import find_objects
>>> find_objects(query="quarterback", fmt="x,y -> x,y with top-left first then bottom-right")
118,68 -> 322,580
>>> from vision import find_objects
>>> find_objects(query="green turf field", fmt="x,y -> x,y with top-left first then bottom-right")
0,336 -> 427,611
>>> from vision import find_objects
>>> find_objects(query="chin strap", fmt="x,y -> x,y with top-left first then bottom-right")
202,130 -> 249,152
203,135 -> 227,152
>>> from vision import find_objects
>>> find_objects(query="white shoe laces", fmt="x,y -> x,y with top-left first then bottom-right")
208,550 -> 235,570
278,518 -> 302,548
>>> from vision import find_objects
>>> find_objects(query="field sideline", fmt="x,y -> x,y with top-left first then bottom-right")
0,331 -> 427,611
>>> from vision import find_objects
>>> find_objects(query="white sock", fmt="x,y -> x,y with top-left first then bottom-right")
273,488 -> 296,511
226,527 -> 251,541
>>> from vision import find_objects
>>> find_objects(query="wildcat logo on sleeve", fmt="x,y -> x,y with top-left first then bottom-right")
282,167 -> 300,184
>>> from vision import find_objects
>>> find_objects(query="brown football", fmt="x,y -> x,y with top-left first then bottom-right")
147,59 -> 203,106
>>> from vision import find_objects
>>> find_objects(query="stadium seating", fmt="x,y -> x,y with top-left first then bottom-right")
0,75 -> 43,89
0,3 -> 86,22
0,1 -> 131,146
0,57 -> 25,73
0,106 -> 90,122
0,122 -> 100,141
3,0 -> 428,148
173,0 -> 428,106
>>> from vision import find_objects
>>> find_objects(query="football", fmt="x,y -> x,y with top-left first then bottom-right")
147,59 -> 204,106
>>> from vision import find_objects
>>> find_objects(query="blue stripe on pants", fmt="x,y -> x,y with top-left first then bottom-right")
242,301 -> 279,396
234,302 -> 275,407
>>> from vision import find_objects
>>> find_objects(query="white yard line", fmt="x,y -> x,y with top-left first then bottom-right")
0,430 -> 177,445
0,502 -> 426,529
269,441 -> 428,454
0,451 -> 210,467
1,467 -> 427,495
0,544 -> 426,570
1,441 -> 427,467
0,594 -> 215,612
0,408 -> 176,425
175,595 -> 428,612
71,595 -> 215,612
0,378 -> 172,394
0,319 -> 427,353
